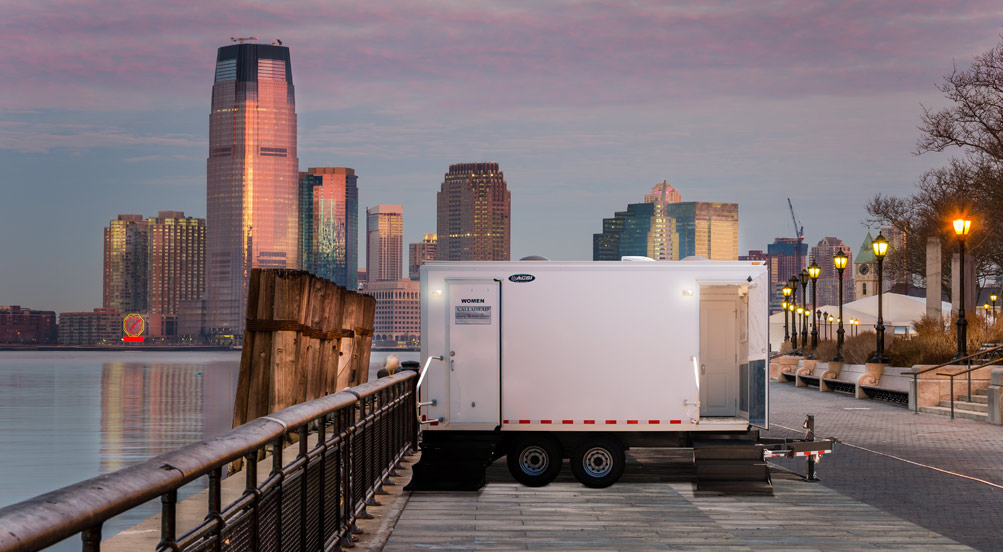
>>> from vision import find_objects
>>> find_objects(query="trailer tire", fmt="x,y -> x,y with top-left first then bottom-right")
570,436 -> 625,488
507,435 -> 563,487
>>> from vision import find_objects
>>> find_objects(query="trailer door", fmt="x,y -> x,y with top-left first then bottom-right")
446,279 -> 500,427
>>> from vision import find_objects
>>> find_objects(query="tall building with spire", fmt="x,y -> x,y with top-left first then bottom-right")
436,162 -> 510,261
206,43 -> 299,338
810,237 -> 855,307
366,205 -> 403,282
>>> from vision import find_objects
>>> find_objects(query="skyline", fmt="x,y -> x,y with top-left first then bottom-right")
3,1 -> 1002,313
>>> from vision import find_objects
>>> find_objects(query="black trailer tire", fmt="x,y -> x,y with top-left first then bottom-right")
570,435 -> 625,488
507,435 -> 563,487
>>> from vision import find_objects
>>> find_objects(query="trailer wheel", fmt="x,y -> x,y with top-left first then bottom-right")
507,435 -> 563,487
570,436 -> 625,488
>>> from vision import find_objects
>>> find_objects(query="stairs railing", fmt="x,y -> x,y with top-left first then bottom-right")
902,343 -> 1003,414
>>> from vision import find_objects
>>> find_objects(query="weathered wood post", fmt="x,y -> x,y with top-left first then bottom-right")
336,291 -> 362,391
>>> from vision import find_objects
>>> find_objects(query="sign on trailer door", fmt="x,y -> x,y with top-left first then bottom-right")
446,280 -> 500,426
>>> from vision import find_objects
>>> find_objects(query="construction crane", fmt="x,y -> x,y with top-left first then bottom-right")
787,198 -> 804,242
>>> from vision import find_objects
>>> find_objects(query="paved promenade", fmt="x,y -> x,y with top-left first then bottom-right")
363,381 -> 1003,551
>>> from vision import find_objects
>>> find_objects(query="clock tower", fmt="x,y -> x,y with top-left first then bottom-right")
854,233 -> 879,299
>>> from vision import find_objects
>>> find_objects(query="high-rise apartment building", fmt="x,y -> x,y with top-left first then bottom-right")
663,202 -> 738,260
207,43 -> 299,337
810,237 -> 855,307
436,162 -> 510,261
147,212 -> 206,316
364,279 -> 421,348
299,167 -> 358,289
593,202 -> 678,261
103,212 -> 206,319
0,306 -> 57,344
366,205 -> 403,282
104,214 -> 149,313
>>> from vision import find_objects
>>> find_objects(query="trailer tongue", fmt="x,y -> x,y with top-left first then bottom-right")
405,259 -> 836,492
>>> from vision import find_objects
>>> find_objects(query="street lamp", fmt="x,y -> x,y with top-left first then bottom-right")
799,269 -> 810,352
827,314 -> 834,340
790,276 -> 801,351
808,260 -> 821,357
991,292 -> 998,323
953,217 -> 972,361
853,318 -> 860,337
870,233 -> 890,363
833,250 -> 848,361
782,284 -> 793,342
789,302 -> 798,350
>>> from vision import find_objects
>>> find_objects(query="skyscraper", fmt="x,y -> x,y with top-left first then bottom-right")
207,43 -> 299,337
663,202 -> 738,260
436,162 -> 510,261
766,237 -> 808,312
644,180 -> 682,204
104,214 -> 149,313
299,167 -> 358,289
408,233 -> 437,280
366,205 -> 403,282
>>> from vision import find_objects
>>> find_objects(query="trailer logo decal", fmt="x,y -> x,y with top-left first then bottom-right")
508,273 -> 535,283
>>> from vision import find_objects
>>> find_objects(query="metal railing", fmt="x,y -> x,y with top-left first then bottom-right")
903,344 -> 1003,414
936,356 -> 1003,419
0,371 -> 417,552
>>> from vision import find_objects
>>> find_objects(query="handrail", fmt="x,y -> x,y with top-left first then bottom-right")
903,343 -> 1003,414
0,371 -> 417,552
935,355 -> 1003,420
416,355 -> 444,396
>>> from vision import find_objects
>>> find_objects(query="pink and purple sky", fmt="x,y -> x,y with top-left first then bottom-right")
2,0 -> 1001,312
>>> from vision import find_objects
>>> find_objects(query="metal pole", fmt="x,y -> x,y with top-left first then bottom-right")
801,281 -> 809,352
835,267 -> 844,361
872,257 -> 887,363
956,237 -> 968,360
810,280 -> 819,356
784,303 -> 790,342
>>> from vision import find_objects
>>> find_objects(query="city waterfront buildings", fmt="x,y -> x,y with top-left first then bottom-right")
0,306 -> 57,344
298,167 -> 359,289
103,212 -> 205,320
436,162 -> 510,261
593,186 -> 737,261
409,234 -> 437,280
207,43 -> 299,338
366,205 -> 403,282
766,237 -> 808,312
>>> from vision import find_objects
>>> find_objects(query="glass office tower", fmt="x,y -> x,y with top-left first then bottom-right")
298,167 -> 359,289
206,43 -> 298,338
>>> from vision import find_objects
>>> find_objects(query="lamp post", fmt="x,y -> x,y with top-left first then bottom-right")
827,314 -> 834,340
808,260 -> 821,358
789,276 -> 800,351
953,218 -> 972,361
870,233 -> 889,363
799,269 -> 809,352
991,292 -> 997,323
833,251 -> 848,361
796,306 -> 804,352
782,284 -> 793,342
853,318 -> 859,336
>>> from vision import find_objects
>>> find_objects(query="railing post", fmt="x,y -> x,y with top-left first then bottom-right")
912,374 -> 919,413
949,374 -> 956,420
158,489 -> 177,551
208,466 -> 222,552
245,450 -> 259,550
299,425 -> 309,552
272,436 -> 284,549
81,524 -> 102,552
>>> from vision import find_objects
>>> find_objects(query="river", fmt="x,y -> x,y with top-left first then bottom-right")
0,349 -> 417,549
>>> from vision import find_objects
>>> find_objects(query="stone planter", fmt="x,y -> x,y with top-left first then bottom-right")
795,359 -> 816,387
856,362 -> 887,398
775,356 -> 800,382
819,361 -> 842,392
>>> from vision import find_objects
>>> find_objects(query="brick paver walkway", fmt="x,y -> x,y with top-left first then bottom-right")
765,381 -> 1003,552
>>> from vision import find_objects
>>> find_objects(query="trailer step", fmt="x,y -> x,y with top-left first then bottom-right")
693,438 -> 773,495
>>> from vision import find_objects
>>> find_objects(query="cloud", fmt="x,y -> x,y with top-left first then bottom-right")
0,120 -> 202,153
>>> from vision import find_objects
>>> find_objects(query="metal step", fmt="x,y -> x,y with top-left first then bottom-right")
696,461 -> 769,481
695,480 -> 774,495
938,400 -> 988,413
693,439 -> 772,495
918,406 -> 988,422
692,441 -> 764,461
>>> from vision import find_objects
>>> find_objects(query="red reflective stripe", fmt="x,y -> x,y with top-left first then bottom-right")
421,414 -> 427,421
562,420 -> 574,424
502,419 -> 509,424
626,420 -> 638,424
605,420 -> 616,424
648,420 -> 660,424
541,420 -> 552,424
584,420 -> 595,424
670,420 -> 682,424
519,420 -> 531,424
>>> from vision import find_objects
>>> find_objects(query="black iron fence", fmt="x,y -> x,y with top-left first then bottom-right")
0,371 -> 418,552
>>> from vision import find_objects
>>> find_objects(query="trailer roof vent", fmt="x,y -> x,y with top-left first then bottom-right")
621,256 -> 655,262
519,255 -> 550,261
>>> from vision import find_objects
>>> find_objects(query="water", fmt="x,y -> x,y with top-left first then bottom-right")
0,349 -> 418,549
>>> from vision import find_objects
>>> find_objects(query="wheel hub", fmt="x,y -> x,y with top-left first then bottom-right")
582,447 -> 613,477
519,446 -> 550,475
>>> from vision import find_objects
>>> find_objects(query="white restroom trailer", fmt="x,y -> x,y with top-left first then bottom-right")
409,259 -> 776,490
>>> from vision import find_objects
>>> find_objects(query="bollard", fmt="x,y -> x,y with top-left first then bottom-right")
803,414 -> 820,482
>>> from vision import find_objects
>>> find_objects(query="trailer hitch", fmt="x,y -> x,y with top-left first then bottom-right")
760,414 -> 837,482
